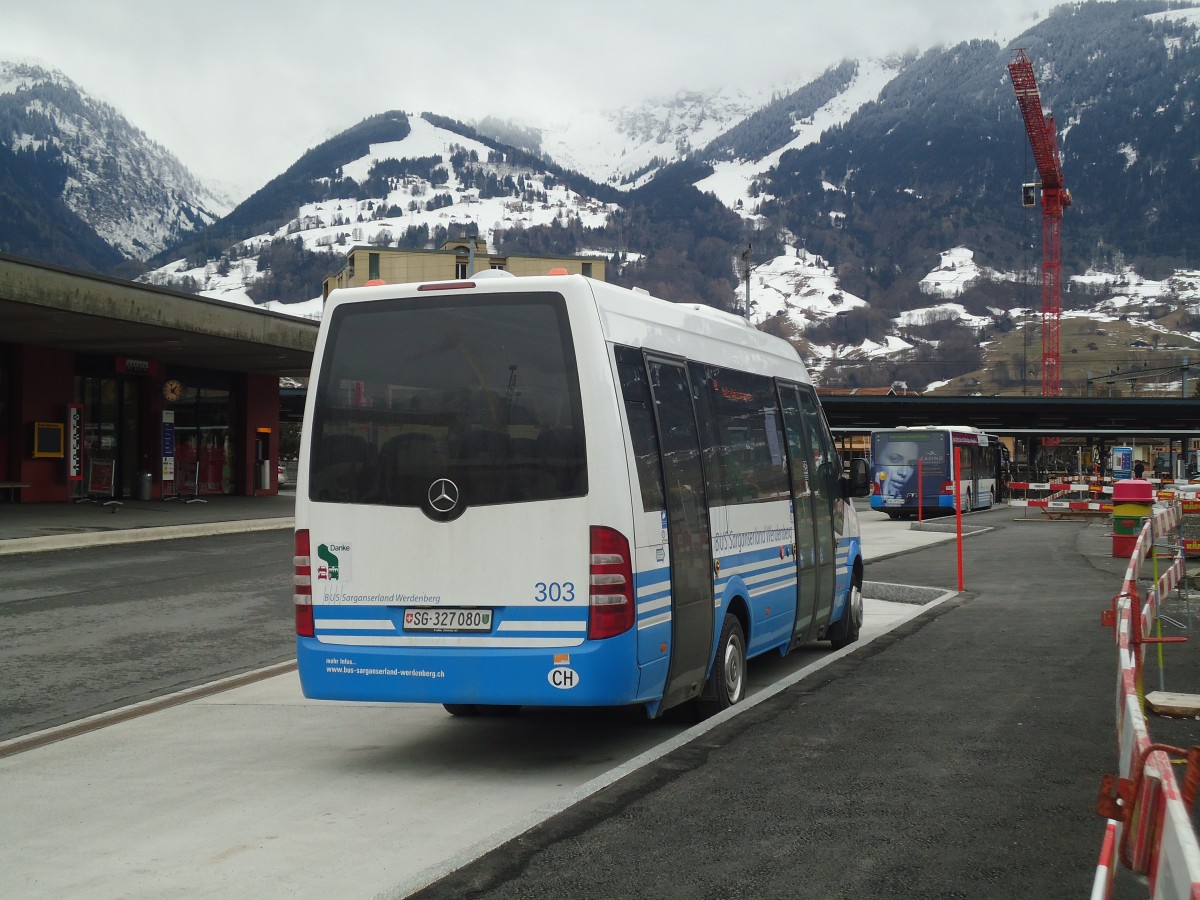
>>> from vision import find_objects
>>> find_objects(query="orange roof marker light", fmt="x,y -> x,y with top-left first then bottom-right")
547,267 -> 569,276
365,279 -> 386,286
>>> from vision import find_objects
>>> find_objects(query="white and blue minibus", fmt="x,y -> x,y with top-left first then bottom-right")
294,271 -> 870,719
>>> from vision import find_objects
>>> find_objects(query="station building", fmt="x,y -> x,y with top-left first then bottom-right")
0,253 -> 317,504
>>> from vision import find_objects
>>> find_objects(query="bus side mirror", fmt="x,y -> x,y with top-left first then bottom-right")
844,457 -> 871,498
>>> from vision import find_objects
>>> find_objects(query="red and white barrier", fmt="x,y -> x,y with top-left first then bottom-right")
1009,481 -> 1113,514
1009,499 -> 1112,512
1154,491 -> 1200,558
1090,819 -> 1118,900
1098,500 -> 1200,897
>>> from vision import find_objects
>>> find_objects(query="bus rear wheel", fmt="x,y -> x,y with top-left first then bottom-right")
443,704 -> 480,716
695,613 -> 746,718
828,571 -> 863,650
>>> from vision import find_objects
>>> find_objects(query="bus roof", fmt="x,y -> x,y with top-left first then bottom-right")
324,273 -> 810,384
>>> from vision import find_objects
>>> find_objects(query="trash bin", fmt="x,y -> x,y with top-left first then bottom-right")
136,470 -> 153,501
1112,479 -> 1154,558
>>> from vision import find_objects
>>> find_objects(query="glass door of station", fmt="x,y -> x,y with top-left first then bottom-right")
167,384 -> 237,495
76,377 -> 140,500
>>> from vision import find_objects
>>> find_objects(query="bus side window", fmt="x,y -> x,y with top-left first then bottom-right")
615,346 -> 665,512
796,385 -> 839,503
708,368 -> 789,503
688,362 -> 728,509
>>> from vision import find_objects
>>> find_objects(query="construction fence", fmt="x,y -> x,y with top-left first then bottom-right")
1008,481 -> 1200,558
1009,478 -> 1111,518
1093,500 -> 1200,898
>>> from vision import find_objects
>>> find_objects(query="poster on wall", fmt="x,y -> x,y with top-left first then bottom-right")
162,410 -> 175,482
67,403 -> 83,481
87,458 -> 115,496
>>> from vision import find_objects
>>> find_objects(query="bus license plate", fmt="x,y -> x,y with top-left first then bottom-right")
403,608 -> 493,632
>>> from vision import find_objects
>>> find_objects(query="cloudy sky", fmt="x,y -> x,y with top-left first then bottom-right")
2,0 -> 1050,201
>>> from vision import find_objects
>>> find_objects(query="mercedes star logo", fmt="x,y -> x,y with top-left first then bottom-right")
428,478 -> 460,513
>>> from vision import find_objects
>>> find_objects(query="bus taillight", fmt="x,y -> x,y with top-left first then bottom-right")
588,526 -> 635,639
294,529 -> 315,637
940,481 -> 955,495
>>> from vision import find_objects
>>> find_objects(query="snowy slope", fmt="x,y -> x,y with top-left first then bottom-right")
141,115 -> 617,315
531,82 -> 804,188
124,39 -> 1200,393
695,58 -> 905,218
0,58 -> 231,259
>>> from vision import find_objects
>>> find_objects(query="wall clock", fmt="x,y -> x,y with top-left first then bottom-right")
162,379 -> 183,402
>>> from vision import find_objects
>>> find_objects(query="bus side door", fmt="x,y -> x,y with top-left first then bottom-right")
777,382 -> 820,645
795,385 -> 838,627
645,355 -> 715,710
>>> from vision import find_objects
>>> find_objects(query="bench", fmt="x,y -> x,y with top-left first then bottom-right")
0,481 -> 31,502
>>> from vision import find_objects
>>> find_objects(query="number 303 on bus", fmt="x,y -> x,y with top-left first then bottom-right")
534,582 -> 575,602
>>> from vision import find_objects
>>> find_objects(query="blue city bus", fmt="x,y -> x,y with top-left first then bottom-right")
294,272 -> 871,719
870,426 -> 1001,519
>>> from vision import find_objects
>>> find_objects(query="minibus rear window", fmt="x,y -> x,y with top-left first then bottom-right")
309,292 -> 586,508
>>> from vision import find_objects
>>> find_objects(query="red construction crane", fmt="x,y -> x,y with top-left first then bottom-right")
1008,49 -> 1071,397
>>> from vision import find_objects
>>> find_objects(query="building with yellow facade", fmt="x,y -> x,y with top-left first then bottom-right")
322,239 -> 608,299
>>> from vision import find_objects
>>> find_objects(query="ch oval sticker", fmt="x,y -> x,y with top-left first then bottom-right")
548,666 -> 579,690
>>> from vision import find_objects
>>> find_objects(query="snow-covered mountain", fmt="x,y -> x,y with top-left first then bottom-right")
0,59 -> 231,264
527,81 -> 805,189
139,55 -> 910,317
692,58 -> 906,220
138,112 -> 620,319
9,1 -> 1200,396
138,32 -> 1200,396
746,243 -> 1200,393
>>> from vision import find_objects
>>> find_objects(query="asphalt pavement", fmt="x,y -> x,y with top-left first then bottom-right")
5,495 -> 1176,897
408,508 -> 1176,899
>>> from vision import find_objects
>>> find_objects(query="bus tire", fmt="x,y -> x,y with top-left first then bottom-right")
828,570 -> 863,650
695,613 -> 746,718
443,703 -> 481,716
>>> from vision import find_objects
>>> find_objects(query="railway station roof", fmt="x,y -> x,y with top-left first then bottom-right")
821,394 -> 1200,439
0,253 -> 317,377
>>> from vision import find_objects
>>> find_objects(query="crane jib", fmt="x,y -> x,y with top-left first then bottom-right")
1008,47 -> 1069,399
